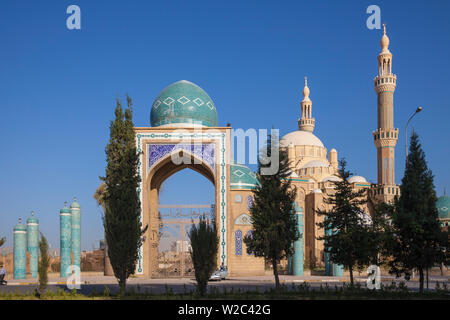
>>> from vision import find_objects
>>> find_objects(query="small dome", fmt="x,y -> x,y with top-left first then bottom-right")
70,197 -> 80,209
301,160 -> 330,169
14,219 -> 26,232
322,175 -> 342,182
330,148 -> 337,153
380,24 -> 390,53
27,211 -> 39,224
348,176 -> 367,183
150,80 -> 218,127
302,77 -> 311,102
60,202 -> 71,214
281,130 -> 324,148
380,34 -> 389,50
230,163 -> 260,190
436,195 -> 450,219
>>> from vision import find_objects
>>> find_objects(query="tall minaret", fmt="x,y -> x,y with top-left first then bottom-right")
373,24 -> 398,188
298,76 -> 315,132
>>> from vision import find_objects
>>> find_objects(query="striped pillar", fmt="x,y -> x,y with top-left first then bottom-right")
60,202 -> 72,277
292,203 -> 304,276
70,197 -> 81,272
324,226 -> 332,276
13,219 -> 27,279
26,211 -> 39,278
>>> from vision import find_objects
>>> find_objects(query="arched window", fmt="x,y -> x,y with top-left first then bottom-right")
246,230 -> 253,255
235,230 -> 242,256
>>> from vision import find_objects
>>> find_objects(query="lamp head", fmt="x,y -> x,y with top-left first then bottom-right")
416,107 -> 422,113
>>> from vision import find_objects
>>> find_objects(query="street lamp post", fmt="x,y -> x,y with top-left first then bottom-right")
405,107 -> 423,161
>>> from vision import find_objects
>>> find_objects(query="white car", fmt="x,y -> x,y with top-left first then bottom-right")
209,267 -> 228,281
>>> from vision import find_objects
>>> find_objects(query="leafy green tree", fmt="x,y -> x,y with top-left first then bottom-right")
38,233 -> 50,296
188,216 -> 219,296
387,132 -> 449,293
0,237 -> 5,248
316,159 -> 369,285
243,134 -> 298,292
102,96 -> 147,297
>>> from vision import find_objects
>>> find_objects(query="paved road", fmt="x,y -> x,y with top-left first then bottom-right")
0,276 -> 448,296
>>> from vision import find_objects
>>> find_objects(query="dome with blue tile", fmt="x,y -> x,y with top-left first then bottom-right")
230,163 -> 260,190
27,211 -> 38,224
436,195 -> 450,219
151,80 -> 218,127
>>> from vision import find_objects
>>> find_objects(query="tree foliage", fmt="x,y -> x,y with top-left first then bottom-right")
38,233 -> 50,296
316,159 -> 370,284
243,134 -> 298,292
0,237 -> 5,248
102,96 -> 147,296
93,182 -> 107,213
188,216 -> 219,296
386,132 -> 449,293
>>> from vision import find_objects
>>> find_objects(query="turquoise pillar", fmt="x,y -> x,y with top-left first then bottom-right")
70,197 -> 81,272
60,202 -> 72,277
13,219 -> 27,279
324,226 -> 332,276
26,211 -> 39,278
331,227 -> 344,277
333,263 -> 344,277
292,203 -> 304,276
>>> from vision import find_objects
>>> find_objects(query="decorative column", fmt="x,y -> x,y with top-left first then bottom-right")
26,211 -> 39,278
60,202 -> 72,277
70,197 -> 81,272
324,226 -> 332,276
13,219 -> 27,279
292,203 -> 304,276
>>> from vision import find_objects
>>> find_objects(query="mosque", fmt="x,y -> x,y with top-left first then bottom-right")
130,25 -> 448,278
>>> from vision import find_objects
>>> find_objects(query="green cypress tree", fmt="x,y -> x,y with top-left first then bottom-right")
102,96 -> 147,297
243,134 -> 298,292
0,237 -> 5,248
38,232 -> 50,296
387,132 -> 449,293
316,159 -> 369,285
188,216 -> 219,296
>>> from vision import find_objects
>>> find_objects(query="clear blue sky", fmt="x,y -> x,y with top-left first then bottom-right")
1,0 -> 449,251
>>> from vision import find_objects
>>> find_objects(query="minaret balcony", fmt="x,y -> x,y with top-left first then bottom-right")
373,128 -> 399,147
374,74 -> 397,87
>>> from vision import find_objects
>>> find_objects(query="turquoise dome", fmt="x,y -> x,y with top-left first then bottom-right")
150,80 -> 218,127
230,163 -> 260,190
70,197 -> 80,209
14,220 -> 26,232
60,202 -> 71,213
27,212 -> 39,224
436,195 -> 450,219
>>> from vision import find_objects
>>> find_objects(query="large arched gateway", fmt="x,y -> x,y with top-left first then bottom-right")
135,80 -> 264,278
